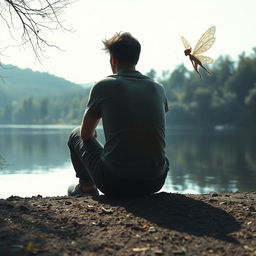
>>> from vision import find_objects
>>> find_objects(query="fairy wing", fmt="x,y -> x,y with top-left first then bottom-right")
195,55 -> 214,64
192,26 -> 216,55
181,36 -> 192,50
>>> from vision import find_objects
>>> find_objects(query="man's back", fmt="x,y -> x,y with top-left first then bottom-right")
68,32 -> 169,196
87,69 -> 168,180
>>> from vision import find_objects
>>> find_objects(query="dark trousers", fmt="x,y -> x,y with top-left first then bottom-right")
68,126 -> 169,196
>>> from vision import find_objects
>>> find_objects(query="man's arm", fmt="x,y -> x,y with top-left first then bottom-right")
80,110 -> 100,140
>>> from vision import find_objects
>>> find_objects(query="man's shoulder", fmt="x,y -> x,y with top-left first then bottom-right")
92,72 -> 165,91
93,76 -> 119,88
145,77 -> 165,91
89,77 -> 118,94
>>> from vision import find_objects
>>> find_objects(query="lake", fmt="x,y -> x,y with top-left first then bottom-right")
0,125 -> 255,199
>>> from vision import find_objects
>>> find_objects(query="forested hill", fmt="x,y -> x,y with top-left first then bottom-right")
1,49 -> 256,126
0,64 -> 86,106
0,64 -> 90,124
156,50 -> 256,128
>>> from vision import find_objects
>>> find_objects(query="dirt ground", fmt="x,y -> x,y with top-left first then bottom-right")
0,191 -> 256,256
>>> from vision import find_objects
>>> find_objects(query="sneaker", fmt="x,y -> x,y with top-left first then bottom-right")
68,184 -> 99,197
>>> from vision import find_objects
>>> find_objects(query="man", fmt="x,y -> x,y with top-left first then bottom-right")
68,32 -> 169,196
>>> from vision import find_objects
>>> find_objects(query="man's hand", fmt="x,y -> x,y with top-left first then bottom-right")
80,110 -> 100,140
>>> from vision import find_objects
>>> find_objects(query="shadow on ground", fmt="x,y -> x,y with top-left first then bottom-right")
0,192 -> 242,256
98,192 -> 240,243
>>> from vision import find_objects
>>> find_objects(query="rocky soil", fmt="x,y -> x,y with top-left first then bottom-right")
0,191 -> 256,256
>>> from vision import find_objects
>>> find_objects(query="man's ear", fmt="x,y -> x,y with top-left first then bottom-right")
110,55 -> 118,73
111,56 -> 117,66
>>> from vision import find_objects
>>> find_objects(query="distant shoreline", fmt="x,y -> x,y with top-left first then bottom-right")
0,124 -> 105,130
1,124 -> 255,133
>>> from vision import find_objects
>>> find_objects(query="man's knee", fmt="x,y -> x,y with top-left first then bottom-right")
68,126 -> 81,147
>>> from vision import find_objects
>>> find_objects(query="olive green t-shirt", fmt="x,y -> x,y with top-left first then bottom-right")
86,69 -> 168,180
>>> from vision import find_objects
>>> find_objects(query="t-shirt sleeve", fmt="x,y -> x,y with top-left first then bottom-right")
86,83 -> 102,119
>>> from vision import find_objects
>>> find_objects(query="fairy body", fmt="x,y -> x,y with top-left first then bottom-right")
181,26 -> 216,79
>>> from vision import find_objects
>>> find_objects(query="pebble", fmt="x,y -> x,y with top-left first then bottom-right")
148,226 -> 157,233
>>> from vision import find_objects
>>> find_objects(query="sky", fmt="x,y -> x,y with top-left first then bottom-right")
1,0 -> 256,84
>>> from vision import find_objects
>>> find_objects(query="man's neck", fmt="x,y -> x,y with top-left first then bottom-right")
116,65 -> 136,73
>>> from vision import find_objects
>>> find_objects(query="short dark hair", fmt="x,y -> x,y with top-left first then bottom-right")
103,32 -> 141,65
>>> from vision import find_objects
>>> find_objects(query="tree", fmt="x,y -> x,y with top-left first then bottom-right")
14,96 -> 36,123
244,86 -> 256,126
167,102 -> 194,126
190,87 -> 213,125
2,102 -> 14,123
0,0 -> 72,61
145,69 -> 157,80
211,91 -> 239,125
213,56 -> 234,86
164,65 -> 188,93
245,86 -> 256,108
39,98 -> 48,122
226,54 -> 256,104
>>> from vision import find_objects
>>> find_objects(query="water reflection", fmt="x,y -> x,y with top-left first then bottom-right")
0,126 -> 255,195
164,129 -> 256,193
0,125 -> 73,173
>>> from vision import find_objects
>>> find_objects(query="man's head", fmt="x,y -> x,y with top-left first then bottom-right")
103,32 -> 141,73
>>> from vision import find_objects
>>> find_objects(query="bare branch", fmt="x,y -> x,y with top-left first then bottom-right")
0,0 -> 74,62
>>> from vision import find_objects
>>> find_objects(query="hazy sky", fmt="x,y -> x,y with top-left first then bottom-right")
1,0 -> 256,84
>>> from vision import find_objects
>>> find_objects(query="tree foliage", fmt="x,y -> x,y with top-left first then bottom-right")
160,50 -> 256,128
1,50 -> 256,127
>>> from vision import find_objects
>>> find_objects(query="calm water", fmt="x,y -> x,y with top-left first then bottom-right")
0,125 -> 255,198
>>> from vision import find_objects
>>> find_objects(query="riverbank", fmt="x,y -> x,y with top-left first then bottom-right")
0,191 -> 255,256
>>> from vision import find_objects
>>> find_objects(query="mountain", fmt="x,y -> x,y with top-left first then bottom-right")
0,64 -> 88,107
80,82 -> 94,88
